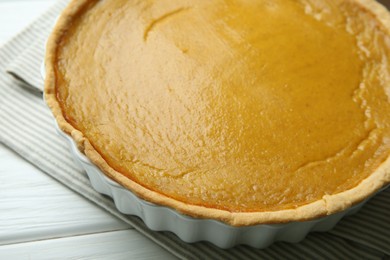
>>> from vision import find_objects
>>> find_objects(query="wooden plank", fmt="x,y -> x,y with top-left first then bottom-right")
0,146 -> 130,245
0,0 -> 54,45
0,230 -> 175,259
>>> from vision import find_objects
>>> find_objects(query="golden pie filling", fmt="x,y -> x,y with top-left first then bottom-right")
48,0 -> 390,220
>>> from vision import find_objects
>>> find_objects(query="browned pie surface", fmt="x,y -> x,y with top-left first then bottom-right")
52,0 -> 390,213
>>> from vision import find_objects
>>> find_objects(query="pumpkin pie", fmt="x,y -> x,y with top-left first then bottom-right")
45,0 -> 390,226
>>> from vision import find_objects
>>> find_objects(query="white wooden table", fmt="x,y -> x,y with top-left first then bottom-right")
0,1 -> 174,259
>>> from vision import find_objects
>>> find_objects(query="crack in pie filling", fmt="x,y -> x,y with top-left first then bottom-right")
45,0 -> 390,226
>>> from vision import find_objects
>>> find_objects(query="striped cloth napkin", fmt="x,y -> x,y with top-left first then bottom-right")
0,1 -> 389,259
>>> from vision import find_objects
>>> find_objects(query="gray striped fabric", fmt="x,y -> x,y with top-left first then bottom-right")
0,1 -> 389,259
6,39 -> 45,92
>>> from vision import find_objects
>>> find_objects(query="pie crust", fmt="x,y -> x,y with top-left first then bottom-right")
44,0 -> 390,226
